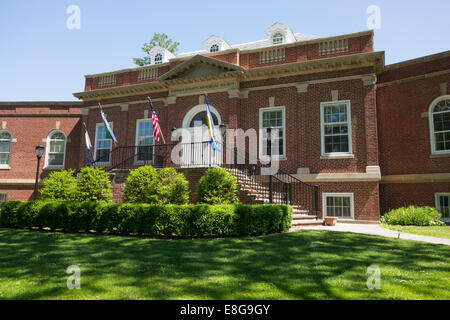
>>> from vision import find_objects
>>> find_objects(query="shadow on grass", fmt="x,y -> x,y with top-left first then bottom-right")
0,228 -> 449,300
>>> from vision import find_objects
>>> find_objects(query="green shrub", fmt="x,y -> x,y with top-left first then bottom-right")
157,168 -> 189,204
124,166 -> 160,203
124,166 -> 189,204
0,201 -> 292,237
196,167 -> 240,204
74,167 -> 112,201
40,170 -> 77,201
381,206 -> 444,226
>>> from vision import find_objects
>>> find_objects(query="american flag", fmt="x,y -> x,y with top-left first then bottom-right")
147,97 -> 161,142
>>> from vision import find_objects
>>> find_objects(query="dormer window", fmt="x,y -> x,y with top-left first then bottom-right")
203,35 -> 231,53
154,53 -> 163,65
266,23 -> 296,46
210,44 -> 219,53
149,46 -> 175,65
272,33 -> 284,45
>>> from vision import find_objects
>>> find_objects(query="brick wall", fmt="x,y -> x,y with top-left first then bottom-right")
380,182 -> 450,214
377,58 -> 450,175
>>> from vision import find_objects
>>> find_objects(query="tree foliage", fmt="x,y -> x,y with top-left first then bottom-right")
123,166 -> 189,204
196,168 -> 240,204
40,170 -> 77,201
133,33 -> 180,66
74,167 -> 113,201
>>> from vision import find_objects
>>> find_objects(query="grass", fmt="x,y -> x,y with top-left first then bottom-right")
0,228 -> 449,300
381,224 -> 450,239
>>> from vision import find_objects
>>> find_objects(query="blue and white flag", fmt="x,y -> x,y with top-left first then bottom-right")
99,103 -> 118,144
84,123 -> 93,166
205,94 -> 220,152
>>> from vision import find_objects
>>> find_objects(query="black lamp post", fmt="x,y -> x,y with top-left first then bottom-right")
219,124 -> 227,144
266,127 -> 273,203
33,145 -> 45,201
266,127 -> 273,160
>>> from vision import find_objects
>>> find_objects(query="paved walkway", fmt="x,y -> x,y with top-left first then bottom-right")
300,223 -> 450,246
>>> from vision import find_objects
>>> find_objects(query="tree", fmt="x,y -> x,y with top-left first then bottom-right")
133,33 -> 180,66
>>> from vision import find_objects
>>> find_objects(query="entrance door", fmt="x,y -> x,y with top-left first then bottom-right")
181,105 -> 222,168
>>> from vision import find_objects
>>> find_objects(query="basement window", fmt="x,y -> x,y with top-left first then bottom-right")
0,193 -> 6,206
323,193 -> 354,220
435,193 -> 450,220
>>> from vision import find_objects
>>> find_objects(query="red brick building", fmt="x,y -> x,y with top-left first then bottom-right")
1,23 -> 449,223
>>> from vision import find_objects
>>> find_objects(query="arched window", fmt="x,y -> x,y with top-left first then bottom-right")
189,111 -> 219,127
210,44 -> 219,53
45,131 -> 66,168
0,130 -> 12,167
430,96 -> 450,154
154,53 -> 163,65
272,33 -> 284,45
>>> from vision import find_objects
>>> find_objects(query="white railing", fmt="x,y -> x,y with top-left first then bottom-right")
259,48 -> 285,64
138,67 -> 158,81
319,39 -> 349,56
98,74 -> 116,87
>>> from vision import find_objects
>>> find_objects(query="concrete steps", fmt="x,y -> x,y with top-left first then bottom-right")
226,167 -> 320,226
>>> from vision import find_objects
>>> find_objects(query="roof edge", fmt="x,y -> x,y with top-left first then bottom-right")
384,50 -> 450,71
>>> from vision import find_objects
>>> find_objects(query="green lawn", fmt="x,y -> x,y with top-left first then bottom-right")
0,228 -> 449,300
382,224 -> 450,240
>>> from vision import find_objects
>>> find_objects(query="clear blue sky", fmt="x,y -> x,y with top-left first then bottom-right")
0,0 -> 448,101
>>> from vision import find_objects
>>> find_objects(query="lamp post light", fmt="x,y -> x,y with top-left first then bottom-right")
33,145 -> 45,201
266,127 -> 274,203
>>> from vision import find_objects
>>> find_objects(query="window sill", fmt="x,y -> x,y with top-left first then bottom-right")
321,154 -> 354,160
260,156 -> 287,162
0,165 -> 11,170
324,216 -> 355,221
430,153 -> 450,158
43,166 -> 64,170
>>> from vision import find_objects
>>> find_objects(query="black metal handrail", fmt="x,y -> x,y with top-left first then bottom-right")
219,141 -> 320,216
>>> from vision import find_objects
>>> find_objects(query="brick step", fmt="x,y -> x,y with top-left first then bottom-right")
243,192 -> 285,200
293,214 -> 317,220
292,219 -> 323,226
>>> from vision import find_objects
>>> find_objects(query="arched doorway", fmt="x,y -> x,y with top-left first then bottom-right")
181,104 -> 222,167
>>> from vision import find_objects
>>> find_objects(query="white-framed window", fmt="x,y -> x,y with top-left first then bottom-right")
429,96 -> 450,155
0,130 -> 12,168
210,44 -> 219,53
435,193 -> 450,221
94,123 -> 113,166
0,192 -> 6,206
272,32 -> 284,45
44,130 -> 66,168
320,101 -> 352,156
323,193 -> 354,220
259,106 -> 286,159
154,53 -> 163,65
135,119 -> 155,164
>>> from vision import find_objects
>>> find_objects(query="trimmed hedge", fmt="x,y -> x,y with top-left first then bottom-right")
196,167 -> 240,204
0,201 -> 292,237
381,206 -> 444,226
